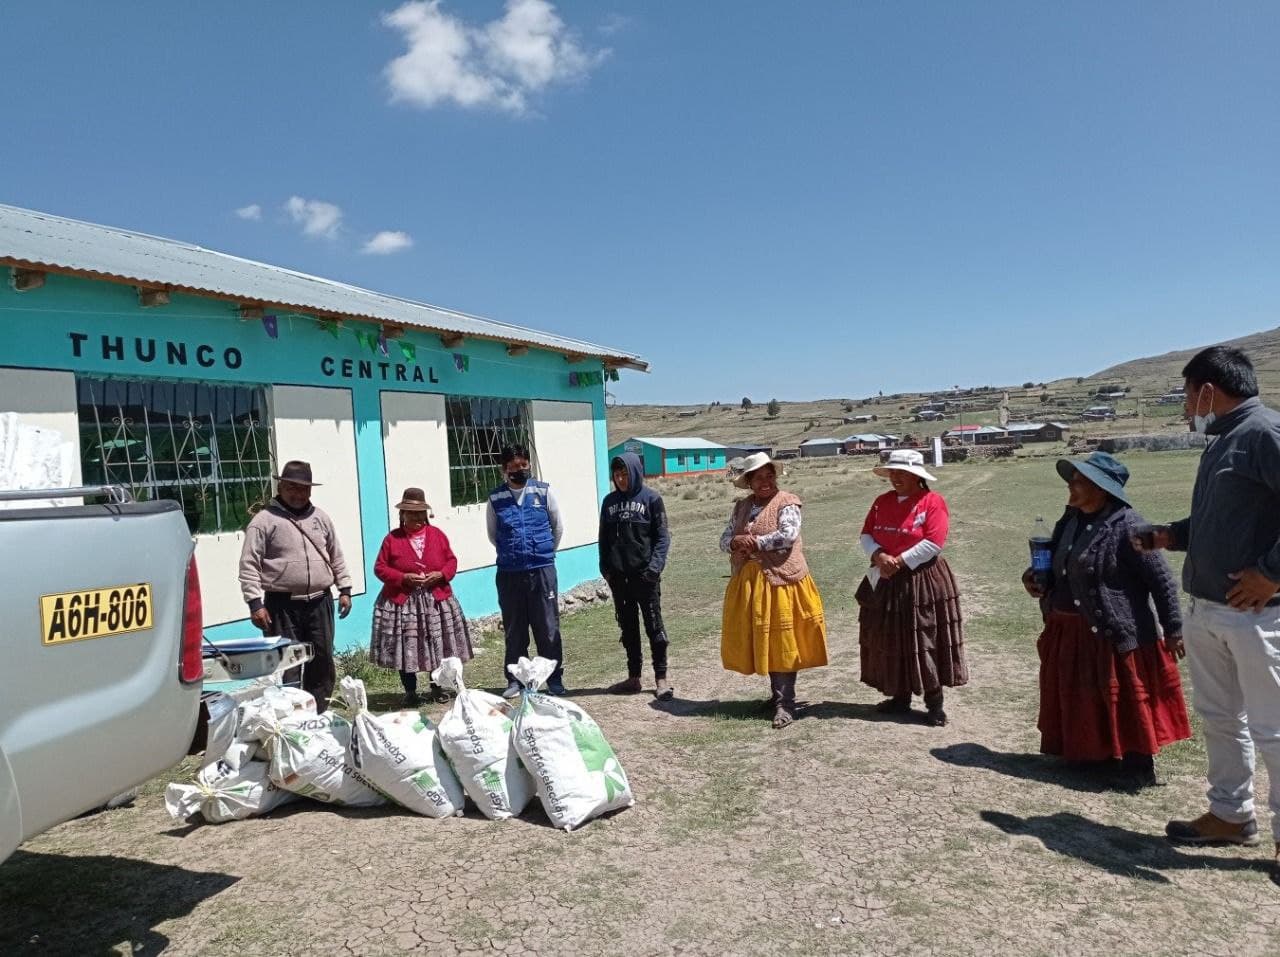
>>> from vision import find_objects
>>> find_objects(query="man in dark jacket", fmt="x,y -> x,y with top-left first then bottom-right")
1138,346 -> 1280,871
599,453 -> 673,699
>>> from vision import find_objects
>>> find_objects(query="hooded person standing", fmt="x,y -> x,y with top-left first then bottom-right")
600,453 -> 673,700
239,460 -> 352,712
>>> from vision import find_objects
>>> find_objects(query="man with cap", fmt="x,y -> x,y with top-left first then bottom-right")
239,460 -> 353,711
1135,346 -> 1280,869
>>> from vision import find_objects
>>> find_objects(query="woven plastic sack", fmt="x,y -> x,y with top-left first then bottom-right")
243,709 -> 386,807
432,657 -> 535,820
165,753 -> 296,824
338,676 -> 465,818
509,657 -> 634,831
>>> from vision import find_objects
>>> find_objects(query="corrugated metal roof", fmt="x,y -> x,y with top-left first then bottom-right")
620,436 -> 727,451
799,437 -> 842,445
0,204 -> 647,370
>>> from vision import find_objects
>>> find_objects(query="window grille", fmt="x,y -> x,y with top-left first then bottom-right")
445,396 -> 536,506
76,377 -> 274,534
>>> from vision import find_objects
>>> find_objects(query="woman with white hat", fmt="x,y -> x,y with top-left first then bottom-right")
856,449 -> 967,726
719,452 -> 828,729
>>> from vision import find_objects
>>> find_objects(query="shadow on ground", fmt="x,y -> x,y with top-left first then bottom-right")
933,742 -> 1134,793
0,850 -> 240,955
980,810 -> 1278,886
648,696 -> 768,722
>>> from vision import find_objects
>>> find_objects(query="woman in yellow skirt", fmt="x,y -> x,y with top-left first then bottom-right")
720,452 -> 828,728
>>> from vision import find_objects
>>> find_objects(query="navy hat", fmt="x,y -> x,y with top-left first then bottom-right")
1056,451 -> 1130,506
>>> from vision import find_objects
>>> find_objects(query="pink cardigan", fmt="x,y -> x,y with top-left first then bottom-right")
373,526 -> 459,605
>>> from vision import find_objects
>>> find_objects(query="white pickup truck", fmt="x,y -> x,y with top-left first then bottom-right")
0,485 -> 211,862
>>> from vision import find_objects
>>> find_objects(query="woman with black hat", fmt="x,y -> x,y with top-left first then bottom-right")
371,488 -> 473,706
1021,451 -> 1191,785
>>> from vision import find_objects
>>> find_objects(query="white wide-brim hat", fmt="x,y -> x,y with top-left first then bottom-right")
732,451 -> 776,489
872,449 -> 937,483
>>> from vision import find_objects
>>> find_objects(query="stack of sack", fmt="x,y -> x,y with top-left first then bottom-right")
166,656 -> 634,830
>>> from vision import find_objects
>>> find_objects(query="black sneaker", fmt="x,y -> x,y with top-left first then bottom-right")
545,680 -> 568,697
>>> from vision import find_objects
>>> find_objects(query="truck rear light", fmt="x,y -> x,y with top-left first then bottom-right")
178,556 -> 204,684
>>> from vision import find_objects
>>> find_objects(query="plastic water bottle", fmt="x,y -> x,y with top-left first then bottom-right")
1029,516 -> 1053,587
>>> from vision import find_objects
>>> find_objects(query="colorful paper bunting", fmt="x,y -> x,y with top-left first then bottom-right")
377,332 -> 388,357
453,353 -> 469,372
262,314 -> 279,339
399,340 -> 416,362
319,318 -> 342,339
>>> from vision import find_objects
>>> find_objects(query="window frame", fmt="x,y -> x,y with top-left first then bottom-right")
444,395 -> 538,507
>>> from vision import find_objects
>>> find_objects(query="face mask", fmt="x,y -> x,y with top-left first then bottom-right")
1191,385 -> 1216,434
508,468 -> 531,485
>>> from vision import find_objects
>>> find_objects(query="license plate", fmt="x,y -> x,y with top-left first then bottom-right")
40,584 -> 153,646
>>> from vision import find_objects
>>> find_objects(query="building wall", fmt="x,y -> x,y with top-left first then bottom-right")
0,272 -> 612,649
800,444 -> 841,457
661,449 -> 727,474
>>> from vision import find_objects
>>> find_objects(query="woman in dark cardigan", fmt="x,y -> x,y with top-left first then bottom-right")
1021,452 -> 1191,786
371,487 -> 473,706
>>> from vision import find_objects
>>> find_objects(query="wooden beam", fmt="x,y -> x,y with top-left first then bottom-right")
137,286 -> 170,308
382,324 -> 406,338
11,268 -> 45,292
439,333 -> 465,349
506,344 -> 529,357
239,305 -> 264,322
563,352 -> 586,364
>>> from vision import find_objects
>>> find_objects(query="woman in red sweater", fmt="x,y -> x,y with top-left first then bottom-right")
856,450 -> 967,726
371,487 -> 473,706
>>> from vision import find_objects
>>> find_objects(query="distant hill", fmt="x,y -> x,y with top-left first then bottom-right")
607,326 -> 1280,451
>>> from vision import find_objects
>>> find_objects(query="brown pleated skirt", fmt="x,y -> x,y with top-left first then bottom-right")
370,590 -> 473,674
856,557 -> 968,697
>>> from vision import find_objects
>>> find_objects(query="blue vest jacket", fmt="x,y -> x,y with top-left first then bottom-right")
490,480 -> 556,572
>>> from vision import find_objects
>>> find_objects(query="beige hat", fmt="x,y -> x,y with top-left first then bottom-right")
732,451 -> 776,489
872,449 -> 937,483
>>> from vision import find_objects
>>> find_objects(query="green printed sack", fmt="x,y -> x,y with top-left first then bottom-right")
243,708 -> 387,808
164,753 -> 296,824
508,657 -> 634,831
433,657 -> 535,820
339,676 -> 465,818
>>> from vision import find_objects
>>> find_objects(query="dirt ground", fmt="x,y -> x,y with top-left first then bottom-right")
2,454 -> 1278,956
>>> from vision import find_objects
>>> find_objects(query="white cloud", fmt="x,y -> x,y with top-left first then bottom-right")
382,0 -> 607,115
235,203 -> 263,221
284,196 -> 344,239
598,13 -> 631,37
362,230 -> 415,255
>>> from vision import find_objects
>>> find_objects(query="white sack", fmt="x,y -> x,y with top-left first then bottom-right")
339,676 -> 465,818
244,709 -> 386,807
432,657 -> 535,820
236,684 -> 316,741
165,757 -> 296,824
509,656 -> 634,831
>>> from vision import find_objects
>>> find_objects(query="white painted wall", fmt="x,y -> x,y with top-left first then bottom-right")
194,532 -> 250,627
269,385 -> 366,594
530,400 -> 599,551
0,367 -> 83,486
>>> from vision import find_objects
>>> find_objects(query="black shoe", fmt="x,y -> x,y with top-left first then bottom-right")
1119,753 -> 1160,789
925,708 -> 947,727
876,696 -> 911,715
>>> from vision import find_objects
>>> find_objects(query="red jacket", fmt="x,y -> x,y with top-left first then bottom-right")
374,526 -> 459,605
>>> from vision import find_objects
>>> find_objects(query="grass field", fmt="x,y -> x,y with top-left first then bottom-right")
3,449 -> 1278,956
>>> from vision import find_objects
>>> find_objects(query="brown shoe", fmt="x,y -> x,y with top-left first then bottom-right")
608,677 -> 643,695
654,678 -> 674,701
1165,811 -> 1260,846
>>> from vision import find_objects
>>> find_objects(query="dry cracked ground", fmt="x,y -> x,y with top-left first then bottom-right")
2,452 -> 1278,956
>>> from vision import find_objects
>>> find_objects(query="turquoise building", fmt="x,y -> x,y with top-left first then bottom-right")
0,205 -> 645,649
607,437 -> 728,477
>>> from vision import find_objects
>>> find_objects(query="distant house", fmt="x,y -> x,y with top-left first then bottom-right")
798,437 -> 844,458
944,425 -> 1008,445
607,437 -> 728,476
724,442 -> 774,461
843,433 -> 898,454
675,409 -> 699,418
1081,405 -> 1117,421
915,409 -> 946,422
1004,422 -> 1070,443
1094,390 -> 1128,400
1155,389 -> 1185,406
842,414 -> 878,424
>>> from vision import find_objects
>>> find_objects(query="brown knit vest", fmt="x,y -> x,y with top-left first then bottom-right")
730,491 -> 810,585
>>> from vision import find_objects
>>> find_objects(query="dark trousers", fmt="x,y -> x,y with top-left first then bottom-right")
768,671 -> 797,710
497,566 -> 564,685
611,574 -> 669,679
265,592 -> 336,712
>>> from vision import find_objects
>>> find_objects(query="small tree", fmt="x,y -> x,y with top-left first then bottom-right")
741,397 -> 753,410
767,398 -> 781,418
842,400 -> 854,412
1022,381 -> 1035,390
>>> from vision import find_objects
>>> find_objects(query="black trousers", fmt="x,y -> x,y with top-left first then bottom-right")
497,566 -> 564,685
264,592 -> 336,712
611,574 -> 669,679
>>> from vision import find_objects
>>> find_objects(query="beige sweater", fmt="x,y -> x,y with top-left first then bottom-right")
238,500 -> 353,609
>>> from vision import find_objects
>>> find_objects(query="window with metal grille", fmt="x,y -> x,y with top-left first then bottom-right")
76,377 -> 274,534
445,396 -> 536,506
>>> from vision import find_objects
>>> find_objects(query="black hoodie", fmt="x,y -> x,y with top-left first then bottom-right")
599,453 -> 671,578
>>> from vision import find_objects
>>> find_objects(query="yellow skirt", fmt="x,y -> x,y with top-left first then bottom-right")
721,562 -> 829,676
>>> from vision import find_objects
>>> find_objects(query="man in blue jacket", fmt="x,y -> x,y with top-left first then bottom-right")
487,444 -> 566,698
599,452 -> 673,699
1139,347 -> 1280,871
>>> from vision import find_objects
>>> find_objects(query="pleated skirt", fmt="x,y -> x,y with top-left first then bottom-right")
721,562 -> 829,676
370,590 -> 473,674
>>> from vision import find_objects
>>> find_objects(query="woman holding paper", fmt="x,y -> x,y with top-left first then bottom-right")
856,450 -> 967,727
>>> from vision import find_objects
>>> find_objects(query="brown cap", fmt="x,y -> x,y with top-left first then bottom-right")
274,460 -> 320,486
394,487 -> 430,512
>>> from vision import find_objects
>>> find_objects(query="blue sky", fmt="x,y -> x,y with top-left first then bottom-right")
3,1 -> 1277,403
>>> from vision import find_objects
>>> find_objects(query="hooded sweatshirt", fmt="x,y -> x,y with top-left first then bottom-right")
599,453 -> 671,578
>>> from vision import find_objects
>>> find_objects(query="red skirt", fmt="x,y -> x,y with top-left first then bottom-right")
1037,611 -> 1191,761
